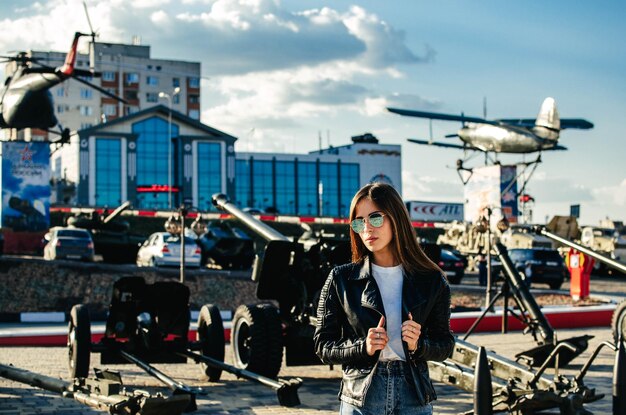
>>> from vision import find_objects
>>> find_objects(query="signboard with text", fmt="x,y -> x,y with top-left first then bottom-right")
406,201 -> 464,222
0,141 -> 50,232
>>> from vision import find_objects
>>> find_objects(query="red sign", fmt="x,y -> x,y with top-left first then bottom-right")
136,185 -> 179,193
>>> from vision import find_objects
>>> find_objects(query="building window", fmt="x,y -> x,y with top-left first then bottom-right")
146,92 -> 159,103
146,76 -> 159,86
102,71 -> 116,82
56,88 -> 65,97
172,78 -> 180,88
80,88 -> 93,100
80,122 -> 93,129
276,161 -> 295,214
188,77 -> 200,88
197,142 -> 222,212
79,105 -> 93,116
340,163 -> 359,217
189,94 -> 200,104
124,90 -> 138,101
188,109 -> 200,120
125,72 -> 139,84
173,95 -> 180,104
235,159 -> 251,208
103,104 -> 117,116
319,162 -> 339,217
56,105 -> 64,114
133,116 -> 179,209
252,160 -> 273,211
95,138 -> 122,207
124,106 -> 139,116
297,161 -> 317,216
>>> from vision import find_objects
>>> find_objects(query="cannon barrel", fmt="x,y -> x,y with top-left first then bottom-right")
211,193 -> 289,243
493,241 -> 554,344
102,200 -> 132,225
534,226 -> 626,275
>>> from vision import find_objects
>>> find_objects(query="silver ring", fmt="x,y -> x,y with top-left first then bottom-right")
377,332 -> 381,339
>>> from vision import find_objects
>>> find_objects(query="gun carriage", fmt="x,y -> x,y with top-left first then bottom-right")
211,193 -> 351,378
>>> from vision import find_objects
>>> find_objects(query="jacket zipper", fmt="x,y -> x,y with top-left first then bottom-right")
358,302 -> 382,401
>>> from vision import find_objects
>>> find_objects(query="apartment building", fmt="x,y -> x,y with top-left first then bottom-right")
8,40 -> 200,141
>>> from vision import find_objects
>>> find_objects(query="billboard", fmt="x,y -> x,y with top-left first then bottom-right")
0,141 -> 50,232
464,164 -> 518,225
406,201 -> 464,222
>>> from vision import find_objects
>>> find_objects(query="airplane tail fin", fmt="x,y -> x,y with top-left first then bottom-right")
533,97 -> 560,140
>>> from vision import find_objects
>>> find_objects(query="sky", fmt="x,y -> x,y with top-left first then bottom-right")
1,0 -> 624,226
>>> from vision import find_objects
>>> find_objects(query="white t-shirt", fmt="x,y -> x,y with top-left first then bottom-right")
372,263 -> 406,361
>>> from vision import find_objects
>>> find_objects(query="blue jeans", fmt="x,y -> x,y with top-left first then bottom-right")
340,361 -> 434,415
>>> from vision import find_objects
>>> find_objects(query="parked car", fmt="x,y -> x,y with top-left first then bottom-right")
136,232 -> 202,268
43,227 -> 95,261
439,249 -> 466,284
493,248 -> 567,290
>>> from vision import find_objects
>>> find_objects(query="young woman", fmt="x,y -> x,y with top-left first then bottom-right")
314,182 -> 454,415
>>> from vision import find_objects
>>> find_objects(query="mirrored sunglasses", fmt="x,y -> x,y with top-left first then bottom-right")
350,212 -> 386,233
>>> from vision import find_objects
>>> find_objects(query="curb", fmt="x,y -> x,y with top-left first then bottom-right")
0,304 -> 615,347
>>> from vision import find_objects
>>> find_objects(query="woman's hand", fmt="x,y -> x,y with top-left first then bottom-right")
402,312 -> 421,352
366,316 -> 387,356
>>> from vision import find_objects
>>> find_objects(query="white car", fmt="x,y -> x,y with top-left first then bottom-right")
136,232 -> 202,268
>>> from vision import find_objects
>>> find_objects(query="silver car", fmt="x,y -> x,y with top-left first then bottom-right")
136,232 -> 202,268
43,227 -> 95,261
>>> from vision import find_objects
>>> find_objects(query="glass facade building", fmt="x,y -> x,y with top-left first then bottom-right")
131,116 -> 180,209
235,158 -> 360,217
57,106 -> 402,217
95,138 -> 122,207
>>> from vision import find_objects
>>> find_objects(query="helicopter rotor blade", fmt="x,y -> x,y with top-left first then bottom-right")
83,1 -> 97,72
70,74 -> 128,104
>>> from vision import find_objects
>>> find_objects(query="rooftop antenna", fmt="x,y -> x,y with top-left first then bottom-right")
318,130 -> 322,152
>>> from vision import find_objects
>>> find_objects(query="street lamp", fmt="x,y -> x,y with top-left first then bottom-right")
158,87 -> 181,210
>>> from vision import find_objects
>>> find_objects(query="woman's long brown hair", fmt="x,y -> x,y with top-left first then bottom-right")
349,182 -> 441,275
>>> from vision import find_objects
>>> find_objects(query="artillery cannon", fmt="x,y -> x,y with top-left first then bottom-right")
67,201 -> 145,263
68,276 -> 302,409
0,363 -> 190,414
532,225 -> 626,345
211,193 -> 350,378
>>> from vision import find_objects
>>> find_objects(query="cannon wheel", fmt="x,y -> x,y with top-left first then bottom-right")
197,304 -> 225,381
68,304 -> 91,379
231,304 -> 283,379
612,300 -> 626,344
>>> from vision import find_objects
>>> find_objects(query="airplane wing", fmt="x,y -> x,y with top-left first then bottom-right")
387,107 -> 497,125
497,118 -> 594,130
407,138 -> 471,150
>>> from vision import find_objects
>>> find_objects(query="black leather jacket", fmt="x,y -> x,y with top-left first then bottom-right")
313,256 -> 455,407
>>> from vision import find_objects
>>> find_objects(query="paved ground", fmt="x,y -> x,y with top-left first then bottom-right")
0,325 -> 617,414
1,271 -> 623,414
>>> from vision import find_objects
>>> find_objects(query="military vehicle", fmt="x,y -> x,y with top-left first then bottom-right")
499,224 -> 552,249
546,215 -> 626,275
191,217 -> 255,269
65,201 -> 145,263
580,225 -> 626,274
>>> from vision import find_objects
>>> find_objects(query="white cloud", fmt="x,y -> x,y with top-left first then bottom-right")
150,10 -> 170,25
591,178 -> 626,207
402,170 -> 463,201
